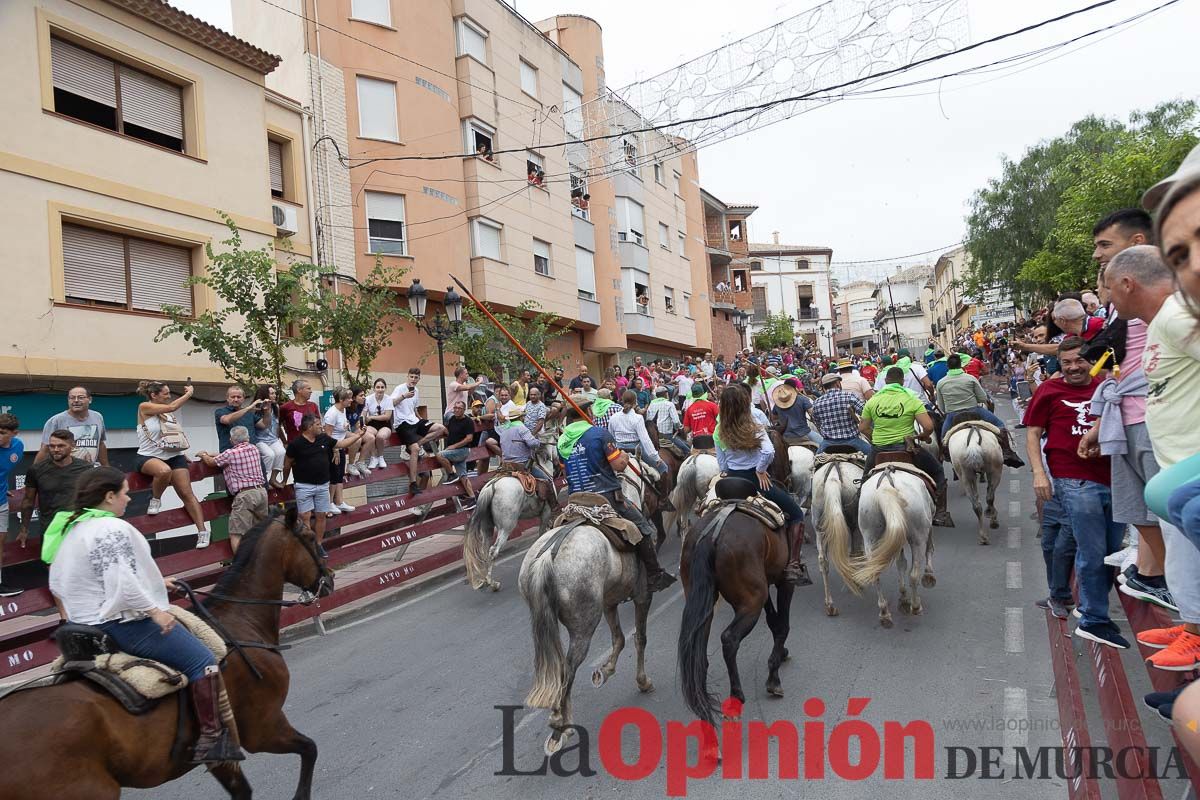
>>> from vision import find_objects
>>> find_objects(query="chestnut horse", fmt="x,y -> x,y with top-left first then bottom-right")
0,509 -> 334,800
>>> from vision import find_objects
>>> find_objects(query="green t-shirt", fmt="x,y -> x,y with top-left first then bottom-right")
861,384 -> 925,446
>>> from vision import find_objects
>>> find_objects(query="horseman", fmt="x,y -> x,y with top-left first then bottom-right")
859,367 -> 955,527
557,403 -> 676,593
934,354 -> 1025,468
609,390 -> 671,478
645,386 -> 691,458
497,407 -> 558,508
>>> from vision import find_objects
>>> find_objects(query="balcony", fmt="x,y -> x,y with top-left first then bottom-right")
796,308 -> 820,320
623,310 -> 655,337
873,300 -> 923,324
711,285 -> 735,310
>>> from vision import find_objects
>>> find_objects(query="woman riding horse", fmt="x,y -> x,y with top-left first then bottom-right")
46,467 -> 241,763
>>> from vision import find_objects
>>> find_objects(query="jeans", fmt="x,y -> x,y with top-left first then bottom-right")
667,435 -> 692,456
1053,478 -> 1124,627
725,467 -> 804,525
255,439 -> 286,477
441,447 -> 471,478
941,408 -> 1006,439
784,430 -> 825,448
98,616 -> 217,681
1167,479 -> 1200,553
818,436 -> 872,456
865,443 -> 946,490
1039,494 -> 1076,603
1159,518 -> 1200,625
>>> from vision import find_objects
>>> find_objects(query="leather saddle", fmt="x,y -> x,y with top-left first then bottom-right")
496,464 -> 539,496
47,624 -> 175,715
782,437 -> 818,451
546,492 -> 640,555
701,479 -> 787,530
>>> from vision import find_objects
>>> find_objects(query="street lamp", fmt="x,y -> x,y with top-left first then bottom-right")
733,309 -> 749,350
406,278 -> 464,409
819,324 -> 833,358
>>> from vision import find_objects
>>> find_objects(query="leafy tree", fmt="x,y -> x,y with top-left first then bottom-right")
156,216 -> 315,390
752,312 -> 795,350
443,300 -> 569,381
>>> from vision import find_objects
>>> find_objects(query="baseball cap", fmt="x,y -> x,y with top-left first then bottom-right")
1144,142 -> 1200,211
691,384 -> 706,397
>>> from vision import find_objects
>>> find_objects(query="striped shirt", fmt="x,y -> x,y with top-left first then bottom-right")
213,442 -> 266,494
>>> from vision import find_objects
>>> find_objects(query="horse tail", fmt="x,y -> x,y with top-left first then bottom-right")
463,482 -> 494,590
850,480 -> 909,589
677,529 -> 720,724
820,465 -> 859,595
523,552 -> 564,709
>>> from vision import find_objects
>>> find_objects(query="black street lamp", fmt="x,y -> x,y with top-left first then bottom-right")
819,324 -> 834,357
406,278 -> 464,409
733,309 -> 749,350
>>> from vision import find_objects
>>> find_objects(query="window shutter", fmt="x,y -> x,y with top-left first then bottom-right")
268,140 -> 284,194
119,66 -> 184,140
129,238 -> 193,314
351,0 -> 391,25
752,286 -> 768,319
51,38 -> 117,107
62,224 -> 127,305
575,246 -> 596,297
356,77 -> 398,141
520,61 -> 538,96
474,220 -> 501,260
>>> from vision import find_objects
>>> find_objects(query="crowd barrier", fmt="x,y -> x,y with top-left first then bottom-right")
0,432 -> 547,679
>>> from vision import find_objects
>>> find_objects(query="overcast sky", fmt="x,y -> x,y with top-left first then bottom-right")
178,0 -> 1198,282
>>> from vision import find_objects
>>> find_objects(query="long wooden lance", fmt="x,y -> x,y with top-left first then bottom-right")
448,275 -> 666,498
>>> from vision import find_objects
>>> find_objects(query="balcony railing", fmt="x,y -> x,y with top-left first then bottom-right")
796,308 -> 820,320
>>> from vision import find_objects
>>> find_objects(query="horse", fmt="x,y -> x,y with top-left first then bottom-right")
810,454 -> 864,617
463,441 -> 559,591
676,439 -> 796,725
787,445 -> 816,508
518,464 -> 655,756
946,423 -> 1002,545
0,509 -> 334,800
663,452 -> 720,544
850,462 -> 936,628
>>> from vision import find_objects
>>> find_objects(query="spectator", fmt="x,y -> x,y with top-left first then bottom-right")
19,428 -> 92,548
539,366 -> 566,408
323,388 -> 361,513
251,385 -> 286,490
645,386 -> 690,456
196,427 -> 267,553
632,377 -> 651,409
616,367 -> 632,394
510,368 -> 532,406
214,386 -> 258,453
343,387 -> 374,478
0,414 -> 24,596
524,387 -> 549,437
283,413 -> 358,555
568,364 -> 591,391
363,378 -> 395,469
390,368 -> 449,497
572,375 -> 598,403
36,386 -> 108,465
445,367 -> 479,422
135,381 -> 207,544
1024,337 -> 1126,649
280,380 -> 319,443
438,400 -> 477,508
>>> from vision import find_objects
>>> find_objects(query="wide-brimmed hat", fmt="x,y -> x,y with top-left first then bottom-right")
772,382 -> 798,409
837,358 -> 853,370
1144,143 -> 1200,211
821,373 -> 842,387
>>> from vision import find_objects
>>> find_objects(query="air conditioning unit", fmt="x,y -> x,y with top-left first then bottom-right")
272,203 -> 298,236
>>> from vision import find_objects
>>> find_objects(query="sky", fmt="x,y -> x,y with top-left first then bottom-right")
175,0 -> 1199,283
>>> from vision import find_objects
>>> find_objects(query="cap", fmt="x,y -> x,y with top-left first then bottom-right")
692,384 -> 707,397
1144,142 -> 1200,211
821,373 -> 842,387
655,386 -> 669,396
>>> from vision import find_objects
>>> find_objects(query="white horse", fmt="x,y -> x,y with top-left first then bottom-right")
850,465 -> 936,628
947,424 -> 1002,545
810,456 -> 863,617
787,445 -> 816,508
463,442 -> 558,591
663,453 -> 720,541
518,464 -> 655,756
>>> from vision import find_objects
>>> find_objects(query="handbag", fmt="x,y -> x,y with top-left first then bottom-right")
155,412 -> 191,452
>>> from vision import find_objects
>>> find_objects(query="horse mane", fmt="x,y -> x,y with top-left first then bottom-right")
203,512 -> 284,603
767,430 -> 791,485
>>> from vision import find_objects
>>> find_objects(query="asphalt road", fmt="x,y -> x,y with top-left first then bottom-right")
130,401 -> 1180,800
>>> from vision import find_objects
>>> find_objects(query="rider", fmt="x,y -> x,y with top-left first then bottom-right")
934,354 -> 1025,468
558,403 -> 677,593
860,367 -> 954,527
46,467 -> 243,764
644,386 -> 691,457
715,384 -> 810,585
609,390 -> 670,477
812,373 -> 871,456
498,407 -> 557,507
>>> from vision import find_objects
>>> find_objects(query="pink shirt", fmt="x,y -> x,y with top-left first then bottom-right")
1120,319 -> 1148,424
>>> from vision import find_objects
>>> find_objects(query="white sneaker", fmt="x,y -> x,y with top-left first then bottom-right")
195,530 -> 210,549
374,456 -> 387,469
326,505 -> 341,516
357,462 -> 373,476
1104,544 -> 1137,569
346,463 -> 362,478
147,498 -> 162,515
337,502 -> 356,513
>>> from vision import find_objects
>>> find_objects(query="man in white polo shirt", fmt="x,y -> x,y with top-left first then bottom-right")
390,368 -> 447,497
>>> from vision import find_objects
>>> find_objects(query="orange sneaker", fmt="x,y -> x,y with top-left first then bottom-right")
1147,631 -> 1200,672
1138,625 -> 1188,650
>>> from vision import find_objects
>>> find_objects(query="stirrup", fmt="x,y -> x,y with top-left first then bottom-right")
191,729 -> 245,764
786,561 -> 813,587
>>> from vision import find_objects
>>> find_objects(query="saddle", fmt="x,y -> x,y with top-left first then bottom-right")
814,447 -> 867,468
545,492 -> 641,555
691,435 -> 715,452
865,461 -> 937,498
945,419 -> 1002,441
698,478 -> 787,531
495,463 -> 539,495
783,437 -> 818,452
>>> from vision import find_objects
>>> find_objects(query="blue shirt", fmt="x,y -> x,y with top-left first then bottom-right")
926,359 -> 949,386
0,438 -> 25,501
716,428 -> 775,473
215,405 -> 256,452
564,426 -> 622,495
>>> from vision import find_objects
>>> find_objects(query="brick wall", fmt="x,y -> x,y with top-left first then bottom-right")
710,311 -> 743,360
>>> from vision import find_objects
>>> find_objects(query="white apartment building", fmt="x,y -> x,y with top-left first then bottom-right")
747,240 -> 836,356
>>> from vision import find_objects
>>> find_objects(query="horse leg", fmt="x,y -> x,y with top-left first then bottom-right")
896,545 -> 912,615
591,605 -> 625,687
985,468 -> 1000,538
246,716 -> 318,800
813,516 -> 837,617
633,594 -> 654,692
721,596 -> 764,708
546,623 -> 595,756
210,763 -> 253,800
922,528 -> 937,588
765,583 -> 794,697
907,541 -> 924,616
874,575 -> 893,628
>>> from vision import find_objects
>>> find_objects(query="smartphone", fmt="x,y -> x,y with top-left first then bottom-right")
1015,380 -> 1032,401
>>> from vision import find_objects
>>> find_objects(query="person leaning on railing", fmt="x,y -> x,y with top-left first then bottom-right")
135,380 -> 208,546
195,426 -> 268,555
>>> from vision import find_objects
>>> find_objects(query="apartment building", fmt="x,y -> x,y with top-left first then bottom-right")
0,0 -> 311,456
234,3 -> 713,413
700,189 -> 754,360
836,280 -> 879,354
746,239 -> 836,356
928,245 -> 979,352
873,264 -> 934,353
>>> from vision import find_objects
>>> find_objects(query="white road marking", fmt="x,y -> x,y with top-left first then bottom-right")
1007,527 -> 1021,549
1003,687 -> 1030,765
1008,500 -> 1021,517
1009,480 -> 1020,495
1006,562 -> 1022,590
1005,608 -> 1024,653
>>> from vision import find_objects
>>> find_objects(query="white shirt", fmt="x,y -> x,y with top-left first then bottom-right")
365,392 -> 394,424
700,360 -> 714,378
874,362 -> 928,397
323,405 -> 349,440
390,384 -> 421,426
609,409 -> 660,460
675,374 -> 694,397
50,517 -> 169,625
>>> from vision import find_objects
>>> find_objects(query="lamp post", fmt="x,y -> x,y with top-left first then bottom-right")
733,309 -> 749,351
406,279 -> 464,410
819,324 -> 833,358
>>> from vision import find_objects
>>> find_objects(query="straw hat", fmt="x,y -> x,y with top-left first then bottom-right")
821,373 -> 842,387
772,382 -> 798,409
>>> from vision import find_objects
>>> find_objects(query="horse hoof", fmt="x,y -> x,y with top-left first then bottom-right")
825,604 -> 839,617
911,605 -> 924,616
990,519 -> 999,529
766,683 -> 784,697
490,580 -> 502,592
880,617 -> 894,629
921,574 -> 936,588
978,537 -> 990,546
592,669 -> 608,687
782,648 -> 790,661
898,601 -> 912,615
638,679 -> 655,694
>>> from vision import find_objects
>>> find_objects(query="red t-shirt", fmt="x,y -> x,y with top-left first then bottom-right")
1083,316 -> 1104,341
280,400 -> 319,442
684,399 -> 719,436
860,364 -> 878,383
1022,376 -> 1109,485
964,358 -> 985,378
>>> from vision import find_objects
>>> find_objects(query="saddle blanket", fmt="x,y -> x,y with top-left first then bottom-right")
549,492 -> 641,552
699,492 -> 787,530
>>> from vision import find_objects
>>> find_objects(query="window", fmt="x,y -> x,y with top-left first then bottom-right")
50,37 -> 185,152
472,218 -> 502,260
533,239 -> 551,276
616,197 -> 644,245
457,18 -> 488,64
653,162 -> 664,185
682,292 -> 691,318
356,76 -> 398,141
797,258 -> 811,270
658,222 -> 670,250
664,286 -> 676,314
351,0 -> 391,26
570,168 -> 589,219
526,151 -> 545,187
623,268 -> 651,314
750,260 -> 762,271
673,171 -> 682,196
520,60 -> 538,99
267,139 -> 284,198
678,232 -> 687,256
728,220 -> 743,241
465,118 -> 496,160
62,223 -> 193,315
621,137 -> 638,175
562,83 -> 583,138
365,191 -> 406,255
732,269 -> 747,292
576,246 -> 596,300
751,286 -> 768,322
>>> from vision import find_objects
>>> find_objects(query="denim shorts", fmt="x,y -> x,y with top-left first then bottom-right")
441,447 -> 471,463
0,503 -> 7,533
294,482 -> 331,514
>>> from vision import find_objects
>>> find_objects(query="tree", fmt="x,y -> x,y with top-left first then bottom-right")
297,259 -> 410,388
752,312 -> 795,350
156,216 -> 315,389
443,300 -> 569,381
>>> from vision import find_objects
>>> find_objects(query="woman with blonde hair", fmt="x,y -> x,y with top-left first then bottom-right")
135,380 -> 207,546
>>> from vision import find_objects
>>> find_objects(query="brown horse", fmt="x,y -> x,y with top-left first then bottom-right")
0,509 -> 334,800
676,433 -> 796,724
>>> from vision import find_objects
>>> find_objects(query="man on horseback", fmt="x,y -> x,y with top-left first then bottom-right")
935,354 -> 1025,468
498,407 -> 558,508
558,404 -> 677,593
860,367 -> 955,527
812,373 -> 871,456
609,391 -> 671,478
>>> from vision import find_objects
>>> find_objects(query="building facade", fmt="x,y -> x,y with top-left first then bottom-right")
747,238 -> 836,356
837,280 -> 879,354
872,264 -> 933,354
700,189 -> 754,360
928,245 -> 985,352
